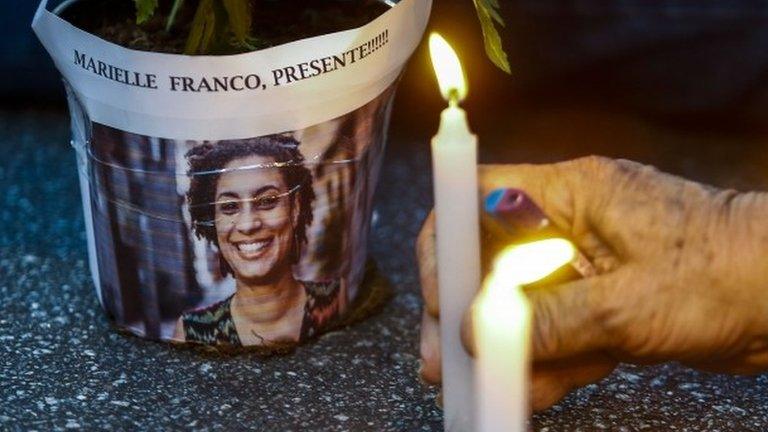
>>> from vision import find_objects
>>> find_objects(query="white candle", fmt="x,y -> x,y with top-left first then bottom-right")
475,278 -> 530,432
475,239 -> 576,432
429,33 -> 480,432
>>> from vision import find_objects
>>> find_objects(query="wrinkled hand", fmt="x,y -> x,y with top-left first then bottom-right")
417,156 -> 768,411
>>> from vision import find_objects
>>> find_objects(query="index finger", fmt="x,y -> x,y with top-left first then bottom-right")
480,158 -> 621,273
479,161 -> 582,237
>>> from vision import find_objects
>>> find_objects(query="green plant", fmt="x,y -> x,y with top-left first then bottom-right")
132,0 -> 511,70
472,0 -> 510,74
134,0 -> 254,54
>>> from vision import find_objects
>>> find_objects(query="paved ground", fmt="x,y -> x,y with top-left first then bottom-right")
1,108 -> 767,431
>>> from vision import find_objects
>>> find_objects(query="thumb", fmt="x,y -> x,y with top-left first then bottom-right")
526,270 -> 624,361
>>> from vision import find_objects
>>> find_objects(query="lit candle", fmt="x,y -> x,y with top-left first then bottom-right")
474,239 -> 576,432
429,33 -> 480,432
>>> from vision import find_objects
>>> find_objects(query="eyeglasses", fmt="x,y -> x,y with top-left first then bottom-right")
191,184 -> 302,228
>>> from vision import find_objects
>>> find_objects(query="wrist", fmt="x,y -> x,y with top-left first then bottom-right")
717,191 -> 768,335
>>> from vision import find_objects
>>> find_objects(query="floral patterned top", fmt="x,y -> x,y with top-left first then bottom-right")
181,280 -> 342,347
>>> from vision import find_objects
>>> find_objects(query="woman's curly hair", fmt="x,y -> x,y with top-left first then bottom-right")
185,135 -> 315,266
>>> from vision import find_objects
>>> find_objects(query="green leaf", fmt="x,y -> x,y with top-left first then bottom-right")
166,0 -> 185,32
481,0 -> 504,24
184,0 -> 217,54
222,0 -> 252,45
134,0 -> 158,25
472,0 -> 511,74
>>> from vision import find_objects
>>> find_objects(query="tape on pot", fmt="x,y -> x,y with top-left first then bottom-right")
33,0 -> 431,349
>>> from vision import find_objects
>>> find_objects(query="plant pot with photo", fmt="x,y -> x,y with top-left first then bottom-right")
32,0 -> 430,352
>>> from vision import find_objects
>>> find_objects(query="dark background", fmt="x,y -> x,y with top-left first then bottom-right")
4,1 -> 768,430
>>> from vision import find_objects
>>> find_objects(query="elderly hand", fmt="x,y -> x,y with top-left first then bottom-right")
417,156 -> 768,411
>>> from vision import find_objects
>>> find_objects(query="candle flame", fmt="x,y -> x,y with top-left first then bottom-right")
429,33 -> 468,104
490,238 -> 576,287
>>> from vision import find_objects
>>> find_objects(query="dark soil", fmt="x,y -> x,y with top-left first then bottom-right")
61,0 -> 390,54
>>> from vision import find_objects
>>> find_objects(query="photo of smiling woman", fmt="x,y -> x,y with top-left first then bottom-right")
174,135 -> 342,347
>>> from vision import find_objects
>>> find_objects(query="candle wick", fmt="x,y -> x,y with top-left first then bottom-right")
447,88 -> 460,107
